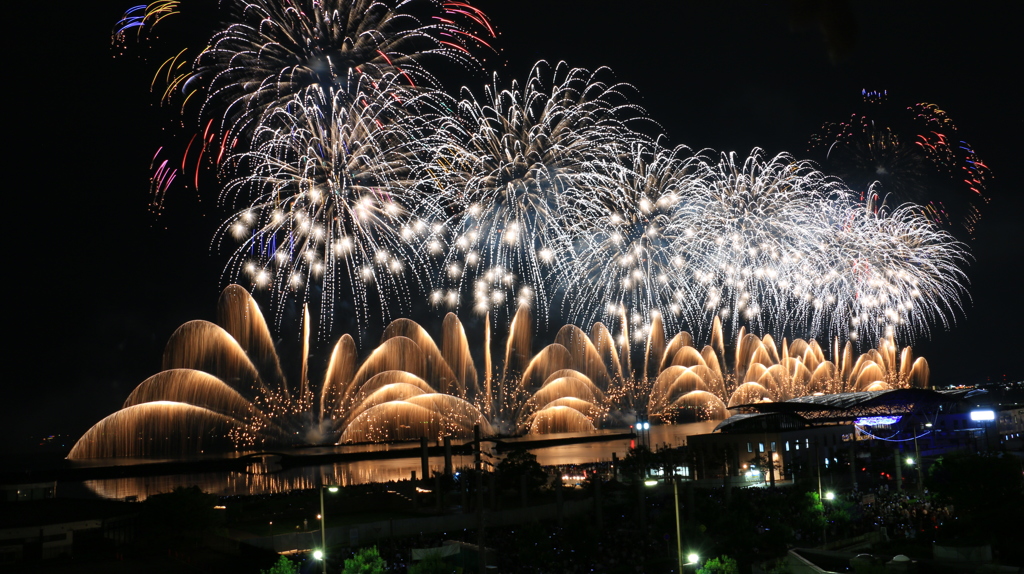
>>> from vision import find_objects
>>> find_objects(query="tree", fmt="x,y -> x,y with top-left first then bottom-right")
753,452 -> 783,483
621,444 -> 669,479
497,448 -> 547,492
139,485 -> 219,545
697,555 -> 739,574
261,555 -> 299,574
342,546 -> 387,574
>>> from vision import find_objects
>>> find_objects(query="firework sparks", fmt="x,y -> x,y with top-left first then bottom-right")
194,0 -> 495,138
215,78 -> 448,336
427,60 -> 652,325
810,89 -> 991,237
561,142 -> 705,336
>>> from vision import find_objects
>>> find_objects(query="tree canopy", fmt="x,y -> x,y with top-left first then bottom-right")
342,546 -> 387,574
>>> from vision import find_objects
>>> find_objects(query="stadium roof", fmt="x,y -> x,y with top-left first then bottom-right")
730,388 -> 986,422
712,412 -> 811,433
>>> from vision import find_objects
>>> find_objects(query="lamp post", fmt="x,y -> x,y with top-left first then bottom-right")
319,482 -> 339,574
673,478 -> 683,574
910,420 -> 929,492
319,483 -> 326,574
822,491 -> 834,547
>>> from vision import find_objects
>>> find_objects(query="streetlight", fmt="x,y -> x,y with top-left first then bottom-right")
318,483 -> 340,574
673,478 -> 683,574
685,552 -> 699,572
822,490 -> 835,546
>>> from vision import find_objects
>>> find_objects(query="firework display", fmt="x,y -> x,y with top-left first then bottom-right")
69,286 -> 930,457
680,150 -> 967,344
561,143 -> 703,336
215,77 -> 448,334
426,61 -> 651,326
87,1 -> 980,455
193,0 -> 494,137
112,0 -> 969,346
810,89 -> 991,237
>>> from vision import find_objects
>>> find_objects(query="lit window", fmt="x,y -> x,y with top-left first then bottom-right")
785,441 -> 790,452
747,442 -> 752,453
771,442 -> 776,452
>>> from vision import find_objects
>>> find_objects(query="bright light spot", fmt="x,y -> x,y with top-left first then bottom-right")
970,407 -> 995,421
970,410 -> 995,421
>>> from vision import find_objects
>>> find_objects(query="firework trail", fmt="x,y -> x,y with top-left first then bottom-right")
215,77 -> 448,336
806,197 -> 970,343
194,0 -> 495,138
113,0 -> 494,210
674,149 -> 969,344
810,89 -> 991,237
672,149 -> 847,338
425,60 -> 652,326
112,1 -> 181,46
560,142 -> 705,338
110,6 -> 972,349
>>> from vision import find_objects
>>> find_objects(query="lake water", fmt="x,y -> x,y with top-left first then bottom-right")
67,421 -> 719,500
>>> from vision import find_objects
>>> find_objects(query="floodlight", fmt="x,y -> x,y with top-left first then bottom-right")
970,410 -> 995,422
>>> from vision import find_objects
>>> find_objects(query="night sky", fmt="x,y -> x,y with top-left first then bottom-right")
4,1 -> 1020,454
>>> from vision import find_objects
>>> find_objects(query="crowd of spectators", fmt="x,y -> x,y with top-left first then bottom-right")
846,485 -> 951,541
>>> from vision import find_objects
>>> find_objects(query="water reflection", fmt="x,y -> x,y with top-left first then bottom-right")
83,456 -> 456,500
527,421 -> 717,466
78,424 -> 717,500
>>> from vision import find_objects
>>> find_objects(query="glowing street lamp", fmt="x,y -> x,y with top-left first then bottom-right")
671,477 -> 684,574
318,483 -> 341,574
821,491 -> 835,545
